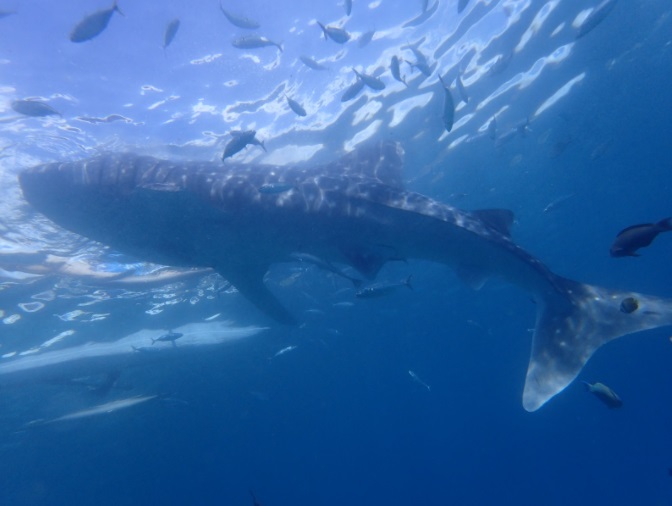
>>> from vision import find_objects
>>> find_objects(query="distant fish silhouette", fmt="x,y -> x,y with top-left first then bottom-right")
610,218 -> 672,257
222,130 -> 265,160
358,30 -> 375,48
70,1 -> 123,43
219,3 -> 260,29
232,35 -> 282,52
402,0 -> 438,27
353,69 -> 385,91
341,78 -> 364,102
438,75 -> 455,132
163,19 -> 180,49
390,56 -> 407,86
285,95 -> 307,117
300,55 -> 328,71
317,22 -> 350,44
576,0 -> 618,39
12,100 -> 61,117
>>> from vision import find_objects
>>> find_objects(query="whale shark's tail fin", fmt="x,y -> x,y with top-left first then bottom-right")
524,277 -> 672,411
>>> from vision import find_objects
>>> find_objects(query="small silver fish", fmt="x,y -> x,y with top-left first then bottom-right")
273,345 -> 298,358
151,330 -> 183,347
355,275 -> 413,298
583,381 -> 622,408
408,370 -> 431,391
258,183 -> 295,194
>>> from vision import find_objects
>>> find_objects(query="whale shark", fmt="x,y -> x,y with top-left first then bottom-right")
18,141 -> 672,411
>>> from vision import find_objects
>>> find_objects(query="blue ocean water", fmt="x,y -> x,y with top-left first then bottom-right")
1,1 -> 671,505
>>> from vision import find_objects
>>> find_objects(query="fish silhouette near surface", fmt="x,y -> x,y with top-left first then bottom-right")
438,75 -> 455,132
317,22 -> 351,44
299,55 -> 328,71
163,19 -> 180,49
70,1 -> 123,43
222,130 -> 266,160
610,218 -> 672,257
232,35 -> 282,52
219,3 -> 260,29
12,100 -> 61,117
18,141 -> 672,412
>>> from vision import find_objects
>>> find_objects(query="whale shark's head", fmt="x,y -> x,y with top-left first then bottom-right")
20,159 -> 97,233
19,154 -> 172,244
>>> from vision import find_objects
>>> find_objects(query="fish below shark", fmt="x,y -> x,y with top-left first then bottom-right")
18,141 -> 672,411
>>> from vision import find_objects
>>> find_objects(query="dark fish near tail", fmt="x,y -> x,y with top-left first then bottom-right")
610,218 -> 672,257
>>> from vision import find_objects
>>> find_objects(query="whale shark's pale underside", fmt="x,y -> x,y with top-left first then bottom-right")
19,142 -> 672,411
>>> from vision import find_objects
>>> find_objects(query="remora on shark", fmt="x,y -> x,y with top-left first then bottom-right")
19,142 -> 672,411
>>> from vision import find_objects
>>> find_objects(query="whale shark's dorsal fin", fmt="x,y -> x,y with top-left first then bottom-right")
328,141 -> 405,189
471,209 -> 514,237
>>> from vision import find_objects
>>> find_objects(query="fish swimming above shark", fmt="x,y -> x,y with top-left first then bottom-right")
18,141 -> 672,411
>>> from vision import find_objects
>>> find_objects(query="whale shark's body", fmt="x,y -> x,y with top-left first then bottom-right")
19,142 -> 672,411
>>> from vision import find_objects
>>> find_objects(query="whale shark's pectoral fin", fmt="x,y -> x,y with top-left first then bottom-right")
217,265 -> 297,325
343,244 -> 404,279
